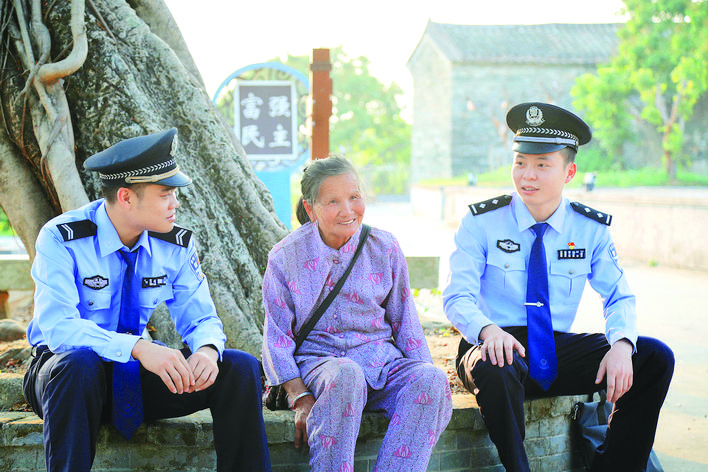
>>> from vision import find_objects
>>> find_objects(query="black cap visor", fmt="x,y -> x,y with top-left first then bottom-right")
155,170 -> 192,187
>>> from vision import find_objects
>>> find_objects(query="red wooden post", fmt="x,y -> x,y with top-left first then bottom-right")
310,48 -> 332,160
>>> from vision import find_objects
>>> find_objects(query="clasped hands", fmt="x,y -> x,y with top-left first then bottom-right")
131,339 -> 219,394
478,324 -> 633,403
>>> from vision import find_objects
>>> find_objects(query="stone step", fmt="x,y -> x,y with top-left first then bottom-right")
1,394 -> 587,472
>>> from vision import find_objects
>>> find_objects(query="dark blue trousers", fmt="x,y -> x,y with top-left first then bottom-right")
23,346 -> 272,472
456,328 -> 674,472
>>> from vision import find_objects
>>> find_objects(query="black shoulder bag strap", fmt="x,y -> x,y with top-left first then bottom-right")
294,224 -> 371,350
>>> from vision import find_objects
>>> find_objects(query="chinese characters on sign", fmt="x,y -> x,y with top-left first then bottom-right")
235,81 -> 298,166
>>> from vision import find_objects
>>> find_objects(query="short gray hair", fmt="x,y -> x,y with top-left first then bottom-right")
296,156 -> 362,224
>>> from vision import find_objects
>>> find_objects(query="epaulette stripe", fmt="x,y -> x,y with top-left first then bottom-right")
570,201 -> 612,226
468,194 -> 512,216
57,220 -> 97,241
148,225 -> 192,247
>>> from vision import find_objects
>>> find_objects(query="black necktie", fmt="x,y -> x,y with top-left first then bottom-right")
525,223 -> 558,390
112,249 -> 143,439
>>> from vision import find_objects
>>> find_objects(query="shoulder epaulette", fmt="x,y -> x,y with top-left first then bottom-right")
57,220 -> 97,241
468,195 -> 512,216
570,201 -> 612,226
148,225 -> 192,247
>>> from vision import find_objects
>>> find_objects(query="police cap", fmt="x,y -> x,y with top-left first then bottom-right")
84,128 -> 191,187
506,102 -> 591,154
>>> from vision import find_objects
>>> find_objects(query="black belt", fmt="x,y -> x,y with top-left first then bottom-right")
31,344 -> 51,358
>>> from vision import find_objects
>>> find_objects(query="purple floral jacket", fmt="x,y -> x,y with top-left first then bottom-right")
261,222 -> 432,390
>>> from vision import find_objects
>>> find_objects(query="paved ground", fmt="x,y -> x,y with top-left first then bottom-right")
366,199 -> 708,472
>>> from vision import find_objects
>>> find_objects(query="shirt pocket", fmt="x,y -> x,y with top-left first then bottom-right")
78,288 -> 112,312
549,259 -> 591,300
138,285 -> 174,309
485,252 -> 526,288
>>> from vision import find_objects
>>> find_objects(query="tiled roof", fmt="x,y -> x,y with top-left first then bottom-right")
422,21 -> 621,65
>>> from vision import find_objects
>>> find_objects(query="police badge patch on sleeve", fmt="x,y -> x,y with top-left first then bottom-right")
608,243 -> 619,263
608,243 -> 624,271
189,250 -> 205,281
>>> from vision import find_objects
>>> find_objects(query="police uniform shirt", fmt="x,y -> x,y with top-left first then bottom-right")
27,199 -> 226,362
443,193 -> 638,350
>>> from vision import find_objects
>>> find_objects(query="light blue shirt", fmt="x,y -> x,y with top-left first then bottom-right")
443,193 -> 637,349
27,199 -> 226,362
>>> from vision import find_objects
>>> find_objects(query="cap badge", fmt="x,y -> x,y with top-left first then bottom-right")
525,106 -> 545,127
170,134 -> 178,157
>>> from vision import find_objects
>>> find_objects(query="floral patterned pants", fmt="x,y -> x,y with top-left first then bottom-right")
302,357 -> 452,472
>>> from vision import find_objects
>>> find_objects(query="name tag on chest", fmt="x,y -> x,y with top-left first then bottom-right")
557,249 -> 586,260
142,275 -> 167,288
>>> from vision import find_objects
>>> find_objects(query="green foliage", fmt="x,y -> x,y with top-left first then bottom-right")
592,167 -> 708,187
294,47 -> 412,195
573,68 -> 636,169
572,0 -> 708,178
418,166 -> 708,188
214,47 -> 411,196
0,209 -> 12,235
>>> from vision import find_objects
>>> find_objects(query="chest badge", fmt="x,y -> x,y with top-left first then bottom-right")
558,242 -> 586,259
497,239 -> 520,253
83,275 -> 109,290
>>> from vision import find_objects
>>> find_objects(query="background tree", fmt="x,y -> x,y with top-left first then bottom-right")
0,0 -> 288,356
215,47 -> 411,196
572,0 -> 708,180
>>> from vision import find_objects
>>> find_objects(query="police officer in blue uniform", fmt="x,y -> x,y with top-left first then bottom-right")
443,103 -> 674,472
23,128 -> 272,472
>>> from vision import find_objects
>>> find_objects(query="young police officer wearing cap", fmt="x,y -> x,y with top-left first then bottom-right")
443,103 -> 674,471
23,128 -> 271,472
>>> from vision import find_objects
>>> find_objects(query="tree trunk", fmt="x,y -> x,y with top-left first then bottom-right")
662,125 -> 677,182
0,0 -> 288,356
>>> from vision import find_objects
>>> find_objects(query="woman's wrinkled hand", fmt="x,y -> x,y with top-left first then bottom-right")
292,394 -> 315,449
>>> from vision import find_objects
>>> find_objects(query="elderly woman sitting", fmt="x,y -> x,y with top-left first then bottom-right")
261,156 -> 452,472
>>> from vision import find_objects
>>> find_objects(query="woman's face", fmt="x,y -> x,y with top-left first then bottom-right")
304,172 -> 365,249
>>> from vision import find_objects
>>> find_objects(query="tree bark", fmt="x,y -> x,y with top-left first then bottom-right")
0,0 -> 288,356
0,126 -> 56,261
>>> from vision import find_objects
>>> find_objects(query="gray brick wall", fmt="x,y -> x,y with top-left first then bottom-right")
409,36 -> 454,183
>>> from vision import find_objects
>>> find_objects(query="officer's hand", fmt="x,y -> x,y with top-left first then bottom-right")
132,339 -> 194,394
186,346 -> 219,393
596,339 -> 633,403
479,325 -> 525,367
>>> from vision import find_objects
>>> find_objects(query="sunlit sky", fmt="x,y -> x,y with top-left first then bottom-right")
164,0 -> 627,109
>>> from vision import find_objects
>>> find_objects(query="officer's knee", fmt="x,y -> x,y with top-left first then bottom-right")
221,349 -> 260,382
39,349 -> 106,409
52,349 -> 104,384
471,355 -> 528,391
638,337 -> 675,379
